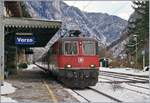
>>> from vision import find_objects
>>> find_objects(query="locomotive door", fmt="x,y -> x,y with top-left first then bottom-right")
77,40 -> 85,68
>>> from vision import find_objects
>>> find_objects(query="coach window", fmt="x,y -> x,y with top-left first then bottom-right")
64,42 -> 78,55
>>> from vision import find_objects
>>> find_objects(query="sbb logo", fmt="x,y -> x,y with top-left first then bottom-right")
78,57 -> 84,63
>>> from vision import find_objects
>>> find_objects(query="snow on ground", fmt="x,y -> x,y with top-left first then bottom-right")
64,88 -> 87,102
98,76 -> 110,82
1,82 -> 16,95
1,82 -> 17,103
66,67 -> 149,102
26,64 -> 37,70
65,82 -> 150,102
91,83 -> 150,102
131,83 -> 150,88
76,89 -> 115,102
121,83 -> 149,94
65,88 -> 116,102
1,96 -> 17,103
98,75 -> 130,82
100,67 -> 149,76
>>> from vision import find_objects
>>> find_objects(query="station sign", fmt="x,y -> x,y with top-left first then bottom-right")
15,33 -> 36,45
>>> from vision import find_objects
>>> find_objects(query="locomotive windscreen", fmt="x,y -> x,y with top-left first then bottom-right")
83,41 -> 96,55
64,41 -> 78,55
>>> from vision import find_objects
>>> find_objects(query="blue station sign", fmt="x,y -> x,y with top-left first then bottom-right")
15,36 -> 35,45
15,33 -> 36,45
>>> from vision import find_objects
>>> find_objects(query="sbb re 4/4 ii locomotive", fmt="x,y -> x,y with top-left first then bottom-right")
37,30 -> 100,88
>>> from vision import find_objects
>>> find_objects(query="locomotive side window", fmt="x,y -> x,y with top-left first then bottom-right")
64,41 -> 78,55
83,41 -> 96,55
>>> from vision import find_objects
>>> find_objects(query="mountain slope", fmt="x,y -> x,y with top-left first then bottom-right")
25,0 -> 127,46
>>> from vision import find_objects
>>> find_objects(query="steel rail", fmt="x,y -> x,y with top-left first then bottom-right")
127,84 -> 149,90
98,76 -> 149,83
98,81 -> 149,83
71,90 -> 91,103
122,86 -> 150,96
99,72 -> 148,82
87,87 -> 122,102
100,71 -> 149,78
99,72 -> 148,80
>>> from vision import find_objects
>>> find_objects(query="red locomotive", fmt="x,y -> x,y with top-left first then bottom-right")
37,30 -> 100,88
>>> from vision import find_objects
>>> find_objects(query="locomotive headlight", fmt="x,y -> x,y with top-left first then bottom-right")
90,64 -> 95,68
67,64 -> 72,68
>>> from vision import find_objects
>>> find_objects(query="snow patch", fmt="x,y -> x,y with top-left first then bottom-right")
1,82 -> 16,95
1,96 -> 17,103
1,82 -> 18,103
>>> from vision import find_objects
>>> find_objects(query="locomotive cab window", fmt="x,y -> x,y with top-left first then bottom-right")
64,41 -> 78,55
83,41 -> 96,55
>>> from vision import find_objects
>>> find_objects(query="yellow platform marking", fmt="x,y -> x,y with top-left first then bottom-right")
43,80 -> 58,103
0,75 -> 4,81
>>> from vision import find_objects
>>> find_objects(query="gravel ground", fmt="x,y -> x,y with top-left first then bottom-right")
5,67 -> 79,103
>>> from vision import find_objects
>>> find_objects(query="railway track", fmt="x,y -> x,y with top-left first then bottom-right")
99,71 -> 149,78
98,71 -> 150,96
87,87 -> 122,102
127,84 -> 149,90
98,80 -> 148,83
99,73 -> 148,81
100,74 -> 148,81
121,85 -> 150,96
71,90 -> 91,103
98,76 -> 149,83
98,78 -> 149,96
71,87 -> 122,102
36,64 -> 149,101
99,71 -> 149,83
35,64 -> 50,73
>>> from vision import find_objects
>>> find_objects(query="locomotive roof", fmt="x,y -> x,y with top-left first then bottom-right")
59,37 -> 97,41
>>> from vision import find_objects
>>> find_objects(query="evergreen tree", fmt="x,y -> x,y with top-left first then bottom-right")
126,1 -> 149,68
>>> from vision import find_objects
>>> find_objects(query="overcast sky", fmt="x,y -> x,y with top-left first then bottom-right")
64,1 -> 134,20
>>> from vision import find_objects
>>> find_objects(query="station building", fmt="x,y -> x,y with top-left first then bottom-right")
0,1 -> 62,78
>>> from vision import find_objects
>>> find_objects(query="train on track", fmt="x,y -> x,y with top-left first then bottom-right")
36,30 -> 100,88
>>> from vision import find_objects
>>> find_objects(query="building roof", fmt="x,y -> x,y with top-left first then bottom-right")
3,17 -> 61,28
4,17 -> 62,47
